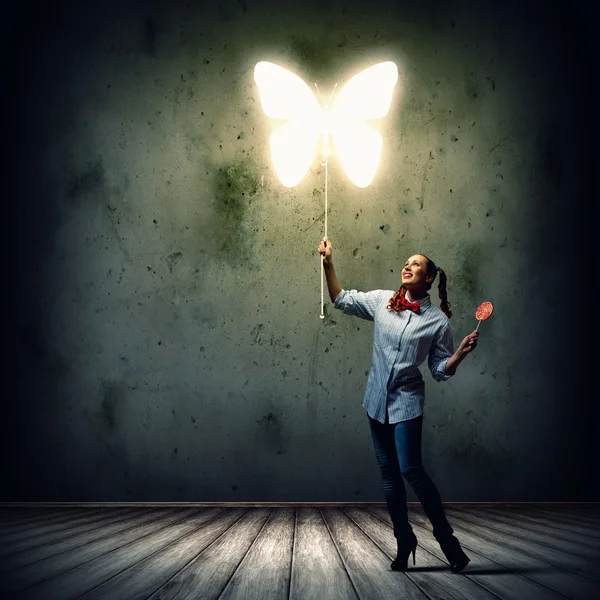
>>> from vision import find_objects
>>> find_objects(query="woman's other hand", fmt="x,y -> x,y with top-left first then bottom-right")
457,331 -> 479,356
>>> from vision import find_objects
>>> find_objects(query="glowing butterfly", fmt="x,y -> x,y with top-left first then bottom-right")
253,61 -> 399,188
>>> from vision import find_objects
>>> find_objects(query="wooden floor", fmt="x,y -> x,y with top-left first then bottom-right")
0,504 -> 599,600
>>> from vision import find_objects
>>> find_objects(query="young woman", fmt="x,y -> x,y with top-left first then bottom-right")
318,236 -> 478,573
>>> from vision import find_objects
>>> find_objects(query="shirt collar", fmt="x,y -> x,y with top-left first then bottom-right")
406,293 -> 432,311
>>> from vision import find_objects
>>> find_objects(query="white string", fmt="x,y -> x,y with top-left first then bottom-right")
314,80 -> 334,321
320,157 -> 328,319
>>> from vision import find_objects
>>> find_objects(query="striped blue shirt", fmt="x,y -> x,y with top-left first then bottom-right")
334,289 -> 454,423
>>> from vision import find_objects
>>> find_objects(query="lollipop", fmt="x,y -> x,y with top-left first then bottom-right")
475,301 -> 494,331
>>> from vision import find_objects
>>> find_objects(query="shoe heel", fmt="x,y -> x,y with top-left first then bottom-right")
391,534 -> 418,572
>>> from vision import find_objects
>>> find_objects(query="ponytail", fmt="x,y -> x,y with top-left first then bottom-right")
387,285 -> 408,312
436,267 -> 452,319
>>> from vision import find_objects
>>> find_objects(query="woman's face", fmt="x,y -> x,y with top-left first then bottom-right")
402,254 -> 434,288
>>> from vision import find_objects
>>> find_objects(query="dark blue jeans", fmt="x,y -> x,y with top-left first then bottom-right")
368,411 -> 454,547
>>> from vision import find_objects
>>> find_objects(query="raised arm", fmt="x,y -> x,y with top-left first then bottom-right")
318,236 -> 343,302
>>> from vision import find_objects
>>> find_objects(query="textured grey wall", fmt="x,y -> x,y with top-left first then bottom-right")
8,0 -> 592,501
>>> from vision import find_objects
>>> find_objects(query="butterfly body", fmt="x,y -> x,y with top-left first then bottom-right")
254,61 -> 399,187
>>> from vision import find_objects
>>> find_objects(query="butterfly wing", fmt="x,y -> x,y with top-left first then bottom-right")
329,120 -> 383,188
331,61 -> 398,120
329,61 -> 398,187
254,61 -> 322,187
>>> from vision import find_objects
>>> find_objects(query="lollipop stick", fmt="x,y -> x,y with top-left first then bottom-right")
476,320 -> 481,331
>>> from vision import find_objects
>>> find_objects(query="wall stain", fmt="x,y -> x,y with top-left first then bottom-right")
306,327 -> 322,429
256,411 -> 289,456
453,244 -> 482,301
288,35 -> 338,81
69,160 -> 105,199
99,381 -> 126,431
210,159 -> 260,268
251,324 -> 264,343
418,167 -> 428,210
184,133 -> 204,164
465,78 -> 479,101
103,181 -> 134,266
322,303 -> 337,327
444,406 -> 510,480
218,1 -> 236,21
166,252 -> 183,274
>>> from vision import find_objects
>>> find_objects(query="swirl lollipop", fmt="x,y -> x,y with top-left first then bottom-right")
475,301 -> 494,331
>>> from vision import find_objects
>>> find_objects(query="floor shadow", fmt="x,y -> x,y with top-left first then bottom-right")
397,566 -> 448,573
465,566 -> 556,576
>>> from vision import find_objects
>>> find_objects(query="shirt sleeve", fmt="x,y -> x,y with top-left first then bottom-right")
334,289 -> 386,321
428,320 -> 454,381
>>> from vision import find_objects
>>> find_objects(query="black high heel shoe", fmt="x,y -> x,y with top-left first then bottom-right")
390,532 -> 418,571
439,536 -> 470,573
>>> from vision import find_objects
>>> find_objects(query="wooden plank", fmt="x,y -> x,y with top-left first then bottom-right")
290,507 -> 359,600
361,506 -> 570,600
217,507 -> 294,600
321,507 -> 429,600
370,506 -> 600,600
446,507 -> 600,580
0,503 -> 388,509
421,507 -> 600,600
484,507 -> 600,546
0,507 -> 84,519
77,507 -> 261,600
0,508 -> 134,552
0,508 -> 106,537
567,506 -> 600,518
0,508 -> 146,559
343,506 -> 500,600
446,508 -> 600,582
0,507 -> 205,597
543,506 -> 600,519
0,508 -> 169,572
525,505 -> 600,521
454,507 -> 600,561
524,507 -> 600,531
0,508 -> 69,527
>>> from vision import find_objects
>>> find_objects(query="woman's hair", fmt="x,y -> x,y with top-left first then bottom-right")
387,255 -> 452,318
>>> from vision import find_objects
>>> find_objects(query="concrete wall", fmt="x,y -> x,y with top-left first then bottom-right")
7,0 -> 592,501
